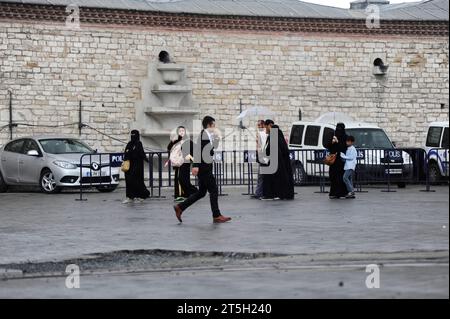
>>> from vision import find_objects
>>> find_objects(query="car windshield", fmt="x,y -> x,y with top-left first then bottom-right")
346,128 -> 394,149
39,139 -> 94,154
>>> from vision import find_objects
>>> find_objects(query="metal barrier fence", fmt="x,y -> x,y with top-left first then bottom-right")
76,147 -> 448,200
76,152 -> 121,201
290,147 -> 448,192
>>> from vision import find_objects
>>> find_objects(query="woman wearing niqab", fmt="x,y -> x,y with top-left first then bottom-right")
123,130 -> 150,203
326,122 -> 348,199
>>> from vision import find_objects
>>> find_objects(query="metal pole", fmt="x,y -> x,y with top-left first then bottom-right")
381,150 -> 396,193
76,154 -> 87,201
8,89 -> 13,141
78,100 -> 82,136
420,148 -> 436,192
239,99 -> 243,130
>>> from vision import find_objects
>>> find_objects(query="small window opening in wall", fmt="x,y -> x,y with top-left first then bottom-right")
441,103 -> 445,109
158,51 -> 171,63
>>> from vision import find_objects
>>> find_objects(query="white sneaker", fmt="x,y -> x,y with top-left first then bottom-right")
122,198 -> 133,204
135,198 -> 145,203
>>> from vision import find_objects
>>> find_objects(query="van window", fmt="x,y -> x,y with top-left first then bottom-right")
322,127 -> 334,148
426,127 -> 443,147
289,125 -> 304,145
304,125 -> 320,146
4,139 -> 25,153
346,128 -> 393,149
441,127 -> 449,148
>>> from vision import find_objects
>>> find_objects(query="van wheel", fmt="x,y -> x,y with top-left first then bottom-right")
0,171 -> 8,193
428,162 -> 442,184
39,169 -> 61,194
292,161 -> 307,186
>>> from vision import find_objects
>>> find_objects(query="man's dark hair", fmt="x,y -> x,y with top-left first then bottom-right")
202,116 -> 215,129
258,120 -> 265,125
264,119 -> 275,126
347,135 -> 355,142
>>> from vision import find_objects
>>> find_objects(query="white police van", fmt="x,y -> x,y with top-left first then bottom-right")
424,121 -> 449,183
288,113 -> 412,187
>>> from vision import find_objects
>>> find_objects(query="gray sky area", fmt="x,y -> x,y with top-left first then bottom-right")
303,0 -> 419,9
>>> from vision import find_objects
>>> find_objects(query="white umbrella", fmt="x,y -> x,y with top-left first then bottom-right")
236,106 -> 274,120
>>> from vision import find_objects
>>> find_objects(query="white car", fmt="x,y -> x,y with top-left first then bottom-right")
424,122 -> 449,183
0,136 -> 120,194
288,113 -> 412,187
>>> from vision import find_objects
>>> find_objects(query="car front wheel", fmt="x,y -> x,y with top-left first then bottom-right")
40,169 -> 61,194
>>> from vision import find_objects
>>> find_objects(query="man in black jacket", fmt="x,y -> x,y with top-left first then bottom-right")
173,116 -> 232,223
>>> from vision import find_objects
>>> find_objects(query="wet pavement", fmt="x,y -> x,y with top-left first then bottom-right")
0,185 -> 448,298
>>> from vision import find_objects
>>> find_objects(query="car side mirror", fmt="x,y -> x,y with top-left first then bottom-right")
27,150 -> 40,156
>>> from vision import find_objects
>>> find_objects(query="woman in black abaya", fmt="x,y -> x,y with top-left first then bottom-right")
262,123 -> 295,200
123,130 -> 150,203
326,123 -> 348,199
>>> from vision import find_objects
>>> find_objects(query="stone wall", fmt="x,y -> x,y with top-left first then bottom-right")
0,20 -> 448,151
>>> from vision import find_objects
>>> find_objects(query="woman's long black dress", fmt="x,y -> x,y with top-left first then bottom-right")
326,131 -> 348,198
262,126 -> 295,200
168,138 -> 197,198
124,140 -> 150,199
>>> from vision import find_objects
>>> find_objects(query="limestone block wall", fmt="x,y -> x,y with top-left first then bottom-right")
0,21 -> 448,151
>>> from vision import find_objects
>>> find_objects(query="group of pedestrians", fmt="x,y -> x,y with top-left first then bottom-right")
121,117 -> 357,223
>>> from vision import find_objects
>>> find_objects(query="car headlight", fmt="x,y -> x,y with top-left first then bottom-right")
53,160 -> 77,169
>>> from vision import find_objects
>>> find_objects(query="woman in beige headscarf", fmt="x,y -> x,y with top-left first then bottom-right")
167,126 -> 197,202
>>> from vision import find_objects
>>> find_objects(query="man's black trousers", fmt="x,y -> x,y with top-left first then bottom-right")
178,170 -> 221,218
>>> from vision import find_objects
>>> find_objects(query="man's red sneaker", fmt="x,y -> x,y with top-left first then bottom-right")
213,215 -> 232,223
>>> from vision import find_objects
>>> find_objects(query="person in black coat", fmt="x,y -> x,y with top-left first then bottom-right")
173,116 -> 232,223
123,130 -> 150,203
326,122 -> 348,199
261,121 -> 295,200
167,126 -> 197,201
